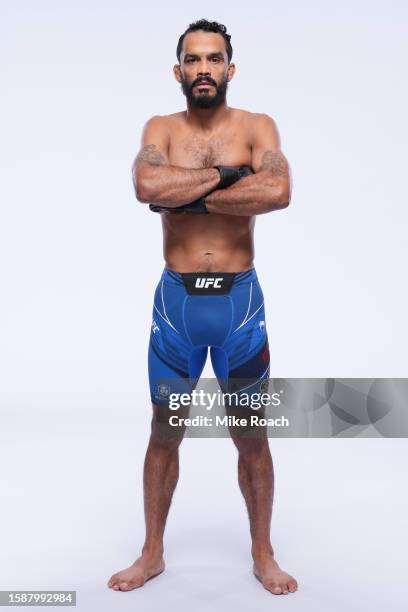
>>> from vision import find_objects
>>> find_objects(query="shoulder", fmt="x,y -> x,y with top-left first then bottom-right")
248,112 -> 279,134
230,109 -> 280,143
140,115 -> 174,147
247,112 -> 280,147
142,114 -> 171,131
231,108 -> 278,127
143,111 -> 186,133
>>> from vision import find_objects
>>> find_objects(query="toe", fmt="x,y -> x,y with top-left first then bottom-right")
119,582 -> 129,591
107,575 -> 117,588
288,578 -> 298,592
264,581 -> 282,594
120,578 -> 144,591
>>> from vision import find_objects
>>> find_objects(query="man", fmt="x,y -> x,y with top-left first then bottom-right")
108,19 -> 297,596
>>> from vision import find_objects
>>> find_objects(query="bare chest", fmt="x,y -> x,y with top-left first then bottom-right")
168,129 -> 251,169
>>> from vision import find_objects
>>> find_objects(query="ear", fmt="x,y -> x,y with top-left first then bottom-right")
173,64 -> 182,83
226,62 -> 236,82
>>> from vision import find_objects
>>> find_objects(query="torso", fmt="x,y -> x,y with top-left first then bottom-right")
162,108 -> 255,273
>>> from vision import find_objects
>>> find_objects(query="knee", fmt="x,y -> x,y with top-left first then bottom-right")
233,437 -> 270,460
147,437 -> 182,459
149,403 -> 187,452
148,419 -> 185,453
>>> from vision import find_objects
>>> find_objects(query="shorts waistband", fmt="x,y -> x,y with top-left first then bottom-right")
161,266 -> 258,287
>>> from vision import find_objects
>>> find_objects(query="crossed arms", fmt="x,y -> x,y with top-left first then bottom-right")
132,114 -> 291,216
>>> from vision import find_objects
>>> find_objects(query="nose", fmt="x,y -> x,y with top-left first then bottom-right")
197,61 -> 211,77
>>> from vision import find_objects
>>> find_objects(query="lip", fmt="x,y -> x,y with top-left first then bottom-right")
195,82 -> 213,87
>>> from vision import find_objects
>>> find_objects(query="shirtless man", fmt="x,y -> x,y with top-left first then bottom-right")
108,19 -> 297,596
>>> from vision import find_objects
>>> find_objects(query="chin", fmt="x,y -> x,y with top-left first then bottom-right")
193,95 -> 216,108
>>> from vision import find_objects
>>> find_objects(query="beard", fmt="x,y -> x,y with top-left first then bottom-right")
180,75 -> 229,109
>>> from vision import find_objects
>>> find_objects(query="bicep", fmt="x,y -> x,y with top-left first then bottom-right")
251,114 -> 289,177
132,116 -> 170,175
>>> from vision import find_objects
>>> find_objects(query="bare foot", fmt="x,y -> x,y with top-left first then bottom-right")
107,553 -> 165,591
253,553 -> 298,595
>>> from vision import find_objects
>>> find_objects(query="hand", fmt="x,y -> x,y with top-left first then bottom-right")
149,197 -> 208,214
214,165 -> 254,189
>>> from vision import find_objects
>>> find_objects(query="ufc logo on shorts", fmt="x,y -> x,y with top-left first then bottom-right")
195,277 -> 223,289
181,272 -> 234,294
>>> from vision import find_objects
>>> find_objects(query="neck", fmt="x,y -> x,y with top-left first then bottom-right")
185,98 -> 230,131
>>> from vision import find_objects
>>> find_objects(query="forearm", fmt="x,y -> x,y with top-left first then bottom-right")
205,172 -> 290,216
135,164 -> 220,208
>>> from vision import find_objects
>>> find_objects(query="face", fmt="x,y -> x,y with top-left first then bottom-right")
174,30 -> 235,109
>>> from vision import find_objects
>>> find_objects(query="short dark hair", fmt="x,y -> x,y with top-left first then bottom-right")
176,19 -> 233,63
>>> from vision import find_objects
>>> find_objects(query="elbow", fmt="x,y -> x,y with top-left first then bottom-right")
135,184 -> 150,204
266,185 -> 291,211
132,171 -> 152,204
279,193 -> 291,209
278,181 -> 291,208
262,175 -> 291,211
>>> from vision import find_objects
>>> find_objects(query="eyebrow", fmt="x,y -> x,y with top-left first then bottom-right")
184,52 -> 224,60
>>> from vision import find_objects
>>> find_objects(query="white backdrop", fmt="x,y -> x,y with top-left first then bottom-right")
1,1 -> 407,610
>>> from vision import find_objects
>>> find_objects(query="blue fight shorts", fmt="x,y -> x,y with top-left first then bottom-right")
148,267 -> 270,406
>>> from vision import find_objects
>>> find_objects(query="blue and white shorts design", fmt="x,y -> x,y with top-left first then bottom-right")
148,267 -> 270,406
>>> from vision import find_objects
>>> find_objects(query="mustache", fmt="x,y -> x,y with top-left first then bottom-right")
192,77 -> 217,88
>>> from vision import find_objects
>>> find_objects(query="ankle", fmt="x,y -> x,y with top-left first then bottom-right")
141,543 -> 164,558
251,543 -> 274,560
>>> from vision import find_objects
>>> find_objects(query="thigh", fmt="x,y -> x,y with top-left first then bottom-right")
210,295 -> 270,404
148,281 -> 209,407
